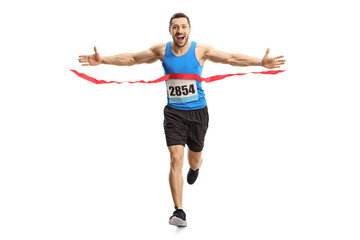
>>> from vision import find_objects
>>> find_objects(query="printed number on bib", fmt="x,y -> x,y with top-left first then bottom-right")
166,79 -> 199,103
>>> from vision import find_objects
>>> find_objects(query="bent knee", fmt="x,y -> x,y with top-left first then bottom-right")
189,158 -> 202,169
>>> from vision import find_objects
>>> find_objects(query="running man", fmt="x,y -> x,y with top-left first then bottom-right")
78,12 -> 286,227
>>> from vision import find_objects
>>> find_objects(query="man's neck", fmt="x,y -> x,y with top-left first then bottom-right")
171,41 -> 191,56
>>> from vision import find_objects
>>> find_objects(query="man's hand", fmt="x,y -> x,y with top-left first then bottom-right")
78,47 -> 102,66
262,48 -> 286,69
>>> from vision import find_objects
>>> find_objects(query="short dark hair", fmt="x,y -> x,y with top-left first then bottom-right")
169,12 -> 191,28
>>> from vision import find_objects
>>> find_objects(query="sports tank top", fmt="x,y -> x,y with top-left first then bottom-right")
162,41 -> 207,110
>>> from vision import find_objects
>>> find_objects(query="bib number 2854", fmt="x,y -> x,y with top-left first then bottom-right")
166,79 -> 199,104
169,84 -> 196,97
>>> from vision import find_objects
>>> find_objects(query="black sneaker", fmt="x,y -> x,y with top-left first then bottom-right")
187,168 -> 199,185
169,207 -> 187,227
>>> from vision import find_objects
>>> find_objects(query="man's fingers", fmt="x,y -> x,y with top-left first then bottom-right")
82,64 -> 90,66
265,48 -> 270,56
275,55 -> 284,59
94,46 -> 98,54
78,56 -> 89,62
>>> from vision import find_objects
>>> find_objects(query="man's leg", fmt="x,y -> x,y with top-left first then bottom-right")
168,145 -> 187,227
185,106 -> 208,185
188,149 -> 203,170
168,145 -> 185,208
187,149 -> 203,185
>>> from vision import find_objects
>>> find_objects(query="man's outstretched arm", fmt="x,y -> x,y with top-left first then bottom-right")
78,44 -> 164,66
203,45 -> 285,69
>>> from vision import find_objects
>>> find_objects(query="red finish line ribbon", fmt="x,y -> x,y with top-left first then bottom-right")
69,69 -> 285,85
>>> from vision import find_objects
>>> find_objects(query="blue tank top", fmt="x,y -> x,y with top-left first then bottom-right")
162,41 -> 207,110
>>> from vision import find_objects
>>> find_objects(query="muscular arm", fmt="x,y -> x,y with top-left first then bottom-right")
79,43 -> 165,67
199,44 -> 285,69
102,47 -> 159,66
206,48 -> 260,67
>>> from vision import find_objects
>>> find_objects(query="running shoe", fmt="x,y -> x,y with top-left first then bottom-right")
187,168 -> 199,185
169,207 -> 187,227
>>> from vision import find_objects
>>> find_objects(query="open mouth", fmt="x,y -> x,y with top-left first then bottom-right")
176,35 -> 185,42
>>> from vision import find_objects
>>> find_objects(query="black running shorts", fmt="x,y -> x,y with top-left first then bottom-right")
163,105 -> 209,152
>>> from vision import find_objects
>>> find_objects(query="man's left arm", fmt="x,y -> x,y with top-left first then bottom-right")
204,46 -> 285,69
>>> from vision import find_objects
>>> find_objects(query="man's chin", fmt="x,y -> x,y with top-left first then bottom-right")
174,39 -> 188,48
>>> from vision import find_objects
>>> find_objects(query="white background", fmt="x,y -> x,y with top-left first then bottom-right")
1,0 -> 359,239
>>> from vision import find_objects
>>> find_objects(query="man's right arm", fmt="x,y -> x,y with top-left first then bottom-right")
78,43 -> 165,66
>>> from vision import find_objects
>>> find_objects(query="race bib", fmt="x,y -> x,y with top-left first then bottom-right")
166,79 -> 198,103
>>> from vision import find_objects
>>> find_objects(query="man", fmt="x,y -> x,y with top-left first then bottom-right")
78,12 -> 285,227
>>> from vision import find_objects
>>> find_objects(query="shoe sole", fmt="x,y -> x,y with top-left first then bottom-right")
169,217 -> 187,227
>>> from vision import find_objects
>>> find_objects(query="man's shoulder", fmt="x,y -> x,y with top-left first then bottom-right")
195,42 -> 212,51
150,42 -> 167,56
195,42 -> 213,55
151,42 -> 167,51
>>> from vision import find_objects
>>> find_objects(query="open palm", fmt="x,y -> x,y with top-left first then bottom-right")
262,48 -> 286,69
78,47 -> 102,66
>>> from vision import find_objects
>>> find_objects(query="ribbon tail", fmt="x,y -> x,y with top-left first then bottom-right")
70,69 -> 285,85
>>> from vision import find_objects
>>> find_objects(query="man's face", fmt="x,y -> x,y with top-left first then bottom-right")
169,17 -> 191,48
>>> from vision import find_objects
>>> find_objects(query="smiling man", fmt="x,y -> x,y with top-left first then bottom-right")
78,12 -> 285,227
